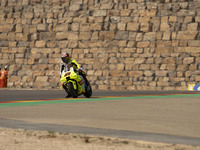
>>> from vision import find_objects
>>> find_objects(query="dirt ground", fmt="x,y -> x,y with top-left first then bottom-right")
0,127 -> 199,150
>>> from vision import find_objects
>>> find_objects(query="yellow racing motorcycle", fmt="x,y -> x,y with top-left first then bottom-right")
60,67 -> 92,98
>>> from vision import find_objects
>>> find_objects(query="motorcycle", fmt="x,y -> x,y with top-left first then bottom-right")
60,67 -> 92,98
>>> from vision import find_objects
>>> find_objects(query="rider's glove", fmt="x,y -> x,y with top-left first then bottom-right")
77,68 -> 85,75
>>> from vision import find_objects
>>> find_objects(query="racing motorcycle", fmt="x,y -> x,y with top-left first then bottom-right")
60,67 -> 92,98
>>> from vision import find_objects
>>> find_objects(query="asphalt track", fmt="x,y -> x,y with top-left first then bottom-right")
0,89 -> 200,146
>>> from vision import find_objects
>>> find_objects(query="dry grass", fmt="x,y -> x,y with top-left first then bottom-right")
0,127 -> 199,150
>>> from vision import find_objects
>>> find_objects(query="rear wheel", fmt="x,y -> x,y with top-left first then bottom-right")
68,82 -> 78,98
83,81 -> 92,98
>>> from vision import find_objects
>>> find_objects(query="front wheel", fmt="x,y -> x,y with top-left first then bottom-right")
83,81 -> 92,98
68,82 -> 78,98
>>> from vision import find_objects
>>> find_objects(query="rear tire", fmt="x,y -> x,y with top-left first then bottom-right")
68,82 -> 78,98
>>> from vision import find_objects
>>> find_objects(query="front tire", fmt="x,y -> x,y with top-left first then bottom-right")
83,81 -> 92,98
68,82 -> 78,98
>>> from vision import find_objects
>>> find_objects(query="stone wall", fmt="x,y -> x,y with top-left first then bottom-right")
0,0 -> 200,90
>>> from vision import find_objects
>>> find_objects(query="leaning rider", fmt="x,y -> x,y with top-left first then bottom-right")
60,52 -> 87,97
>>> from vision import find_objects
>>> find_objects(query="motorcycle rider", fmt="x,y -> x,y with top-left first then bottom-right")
60,52 -> 87,97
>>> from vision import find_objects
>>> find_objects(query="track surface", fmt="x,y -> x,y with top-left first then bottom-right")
0,89 -> 200,146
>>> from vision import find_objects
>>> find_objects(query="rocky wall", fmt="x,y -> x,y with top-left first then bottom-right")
0,0 -> 200,90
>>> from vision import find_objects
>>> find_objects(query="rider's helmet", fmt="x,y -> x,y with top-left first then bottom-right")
61,52 -> 70,63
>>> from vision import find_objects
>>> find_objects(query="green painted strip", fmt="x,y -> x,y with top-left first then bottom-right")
0,94 -> 200,108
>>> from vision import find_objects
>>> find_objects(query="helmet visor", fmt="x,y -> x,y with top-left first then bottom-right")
61,57 -> 69,63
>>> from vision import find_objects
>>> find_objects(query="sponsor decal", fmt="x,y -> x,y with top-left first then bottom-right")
188,84 -> 200,91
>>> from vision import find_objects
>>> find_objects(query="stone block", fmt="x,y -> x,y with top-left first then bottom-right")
124,48 -> 136,53
87,70 -> 94,76
117,23 -> 126,31
107,10 -> 120,16
57,41 -> 67,48
187,23 -> 198,31
35,41 -> 46,48
48,58 -> 58,64
183,57 -> 194,64
56,32 -> 68,40
169,16 -> 177,22
90,23 -> 102,30
0,33 -> 7,40
134,58 -> 145,64
115,31 -> 128,40
128,71 -> 143,77
156,47 -> 174,53
79,32 -> 91,40
140,23 -> 150,32
167,64 -> 176,71
98,85 -> 109,90
184,16 -> 192,23
0,25 -> 12,32
0,41 -> 8,47
55,24 -> 69,32
69,4 -> 81,11
68,32 -> 78,40
189,64 -> 197,71
9,76 -> 22,82
9,42 -> 17,47
101,3 -> 114,9
93,10 -> 107,17
195,16 -> 200,22
124,58 -> 134,64
144,32 -> 156,41
177,31 -> 198,40
15,33 -> 23,40
73,49 -> 83,54
185,71 -> 193,77
139,64 -> 151,70
110,70 -> 127,77
177,65 -> 187,71
195,76 -> 200,82
128,3 -> 137,9
127,22 -> 139,31
156,71 -> 168,77
109,57 -> 118,63
24,12 -> 33,18
188,40 -> 200,47
94,70 -> 103,76
160,23 -> 170,31
137,41 -> 150,48
157,80 -> 169,86
80,23 -> 90,31
143,70 -> 153,77
121,9 -> 131,16
175,47 -> 200,53
109,64 -> 116,70
162,31 -> 171,40
116,64 -> 124,70
70,23 -> 79,32
157,41 -> 171,47
37,24 -> 47,31
99,31 -> 114,40
124,80 -> 133,86
164,57 -> 175,63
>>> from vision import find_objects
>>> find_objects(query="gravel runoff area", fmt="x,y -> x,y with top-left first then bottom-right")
0,127 -> 200,150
